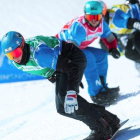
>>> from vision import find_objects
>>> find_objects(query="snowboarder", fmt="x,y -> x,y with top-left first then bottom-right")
1,31 -> 120,140
100,0 -> 140,74
56,0 -> 120,106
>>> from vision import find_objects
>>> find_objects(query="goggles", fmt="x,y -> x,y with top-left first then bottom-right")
6,38 -> 24,60
86,14 -> 102,21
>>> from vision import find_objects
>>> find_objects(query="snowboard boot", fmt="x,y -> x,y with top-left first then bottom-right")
103,110 -> 120,134
90,76 -> 120,106
99,76 -> 120,97
82,116 -> 112,140
90,88 -> 119,106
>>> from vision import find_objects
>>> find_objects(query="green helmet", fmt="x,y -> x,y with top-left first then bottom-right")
84,1 -> 103,15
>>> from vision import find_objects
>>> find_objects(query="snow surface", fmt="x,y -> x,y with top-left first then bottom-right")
0,0 -> 140,140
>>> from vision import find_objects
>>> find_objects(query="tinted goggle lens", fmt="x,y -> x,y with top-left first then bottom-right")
86,14 -> 102,21
6,47 -> 22,60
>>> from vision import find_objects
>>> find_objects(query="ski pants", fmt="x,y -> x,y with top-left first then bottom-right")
82,47 -> 108,96
55,45 -> 105,124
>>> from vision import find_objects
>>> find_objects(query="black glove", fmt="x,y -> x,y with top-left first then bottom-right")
109,48 -> 120,59
48,71 -> 61,83
127,18 -> 140,30
48,75 -> 56,83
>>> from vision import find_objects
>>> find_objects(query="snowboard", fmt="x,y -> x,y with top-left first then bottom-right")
110,119 -> 129,140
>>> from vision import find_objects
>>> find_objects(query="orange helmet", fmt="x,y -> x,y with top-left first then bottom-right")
99,0 -> 107,16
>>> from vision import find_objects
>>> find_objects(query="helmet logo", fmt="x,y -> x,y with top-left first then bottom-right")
16,40 -> 20,45
91,7 -> 97,10
5,47 -> 12,53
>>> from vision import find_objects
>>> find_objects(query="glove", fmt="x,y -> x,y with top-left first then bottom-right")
48,71 -> 61,83
127,18 -> 140,30
133,22 -> 140,30
48,75 -> 56,83
64,90 -> 78,114
109,48 -> 120,59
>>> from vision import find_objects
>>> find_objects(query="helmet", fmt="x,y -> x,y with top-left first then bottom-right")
84,0 -> 107,16
1,31 -> 24,54
125,0 -> 139,4
99,0 -> 107,16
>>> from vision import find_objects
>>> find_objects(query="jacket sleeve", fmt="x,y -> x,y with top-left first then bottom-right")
101,20 -> 117,50
101,34 -> 117,50
112,9 -> 130,28
57,21 -> 86,47
101,20 -> 112,38
34,44 -> 58,70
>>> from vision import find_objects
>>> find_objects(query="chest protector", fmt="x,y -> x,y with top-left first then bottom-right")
62,15 -> 103,49
78,16 -> 103,49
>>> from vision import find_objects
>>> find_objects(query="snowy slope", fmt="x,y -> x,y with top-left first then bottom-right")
0,0 -> 140,140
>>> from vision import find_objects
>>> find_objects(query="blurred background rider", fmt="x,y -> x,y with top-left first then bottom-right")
100,0 -> 140,75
